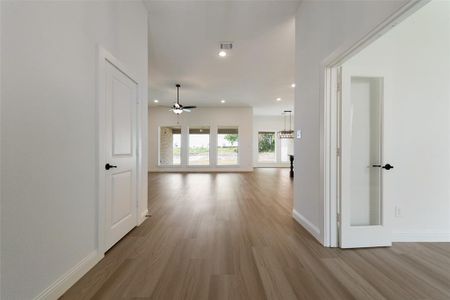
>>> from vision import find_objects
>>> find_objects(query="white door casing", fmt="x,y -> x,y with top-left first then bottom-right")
98,49 -> 139,252
339,66 -> 393,248
321,1 -> 428,248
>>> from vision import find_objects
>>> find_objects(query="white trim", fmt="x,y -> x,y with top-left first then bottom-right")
392,232 -> 450,243
217,125 -> 241,166
321,0 -> 430,68
292,209 -> 322,242
34,251 -> 102,300
322,0 -> 430,248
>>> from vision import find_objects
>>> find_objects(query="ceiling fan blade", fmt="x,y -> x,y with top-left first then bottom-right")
183,109 -> 191,112
183,106 -> 197,109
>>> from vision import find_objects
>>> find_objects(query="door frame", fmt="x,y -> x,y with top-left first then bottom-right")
321,0 -> 430,247
97,47 -> 142,254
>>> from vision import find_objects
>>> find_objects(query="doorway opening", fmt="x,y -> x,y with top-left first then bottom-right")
324,0 -> 450,247
97,48 -> 147,254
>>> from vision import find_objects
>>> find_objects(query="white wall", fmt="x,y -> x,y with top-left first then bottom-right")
253,115 -> 292,167
1,1 -> 148,299
294,0 -> 410,243
149,107 -> 253,172
343,1 -> 450,241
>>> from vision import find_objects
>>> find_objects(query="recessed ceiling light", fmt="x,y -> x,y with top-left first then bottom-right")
218,51 -> 227,57
221,99 -> 226,103
291,83 -> 296,88
276,97 -> 282,101
153,99 -> 159,103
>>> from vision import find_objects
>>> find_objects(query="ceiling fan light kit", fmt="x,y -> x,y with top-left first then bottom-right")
169,84 -> 197,115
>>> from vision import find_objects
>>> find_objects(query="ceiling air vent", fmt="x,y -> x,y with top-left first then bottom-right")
219,42 -> 233,50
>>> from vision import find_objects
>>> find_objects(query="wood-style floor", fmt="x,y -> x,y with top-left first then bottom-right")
62,169 -> 450,300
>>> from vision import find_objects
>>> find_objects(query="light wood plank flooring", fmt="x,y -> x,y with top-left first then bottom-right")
62,169 -> 450,299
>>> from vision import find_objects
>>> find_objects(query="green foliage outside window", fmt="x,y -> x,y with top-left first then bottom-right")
224,134 -> 238,146
258,132 -> 275,153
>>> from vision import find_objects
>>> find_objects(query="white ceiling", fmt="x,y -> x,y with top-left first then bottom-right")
144,0 -> 300,115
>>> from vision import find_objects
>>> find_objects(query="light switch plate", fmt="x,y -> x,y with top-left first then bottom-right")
296,130 -> 302,139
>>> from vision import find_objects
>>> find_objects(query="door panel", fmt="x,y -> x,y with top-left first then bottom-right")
111,171 -> 133,226
340,67 -> 391,248
112,77 -> 133,156
104,61 -> 138,251
349,78 -> 382,227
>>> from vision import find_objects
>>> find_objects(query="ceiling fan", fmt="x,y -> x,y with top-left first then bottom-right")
170,84 -> 196,115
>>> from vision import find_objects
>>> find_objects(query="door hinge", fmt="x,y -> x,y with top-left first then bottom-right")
336,148 -> 341,157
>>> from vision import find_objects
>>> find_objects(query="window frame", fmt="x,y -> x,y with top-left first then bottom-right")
188,126 -> 211,166
158,125 -> 182,167
217,126 -> 240,166
257,131 -> 277,163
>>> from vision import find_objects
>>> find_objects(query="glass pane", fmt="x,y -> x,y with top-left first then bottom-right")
159,126 -> 181,165
258,132 -> 276,162
350,77 -> 382,226
189,127 -> 210,165
218,127 -> 239,165
280,139 -> 293,162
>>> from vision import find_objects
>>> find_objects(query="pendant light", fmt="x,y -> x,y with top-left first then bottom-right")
278,110 -> 294,139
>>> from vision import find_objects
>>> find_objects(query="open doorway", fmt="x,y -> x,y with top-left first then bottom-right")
326,0 -> 450,248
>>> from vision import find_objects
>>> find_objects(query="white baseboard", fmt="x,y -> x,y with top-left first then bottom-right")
392,231 -> 450,242
292,209 -> 322,243
34,251 -> 102,300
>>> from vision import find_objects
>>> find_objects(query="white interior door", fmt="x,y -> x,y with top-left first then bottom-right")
339,67 -> 392,248
104,60 -> 138,251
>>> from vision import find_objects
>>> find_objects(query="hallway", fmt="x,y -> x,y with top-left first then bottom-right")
62,169 -> 450,299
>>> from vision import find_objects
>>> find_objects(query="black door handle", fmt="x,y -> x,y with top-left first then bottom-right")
372,163 -> 394,170
105,163 -> 117,170
382,163 -> 394,170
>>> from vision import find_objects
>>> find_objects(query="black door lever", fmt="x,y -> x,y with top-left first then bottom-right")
372,163 -> 394,170
105,163 -> 117,170
382,163 -> 394,170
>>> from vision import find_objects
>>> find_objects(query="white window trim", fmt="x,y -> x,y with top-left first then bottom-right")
217,126 -> 240,166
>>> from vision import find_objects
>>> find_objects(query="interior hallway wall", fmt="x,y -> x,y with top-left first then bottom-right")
1,1 -> 148,298
294,0 -> 410,243
343,0 -> 450,241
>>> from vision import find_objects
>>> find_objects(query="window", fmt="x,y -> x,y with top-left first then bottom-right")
159,126 -> 181,165
258,131 -> 276,162
280,138 -> 293,162
189,127 -> 210,165
217,127 -> 239,165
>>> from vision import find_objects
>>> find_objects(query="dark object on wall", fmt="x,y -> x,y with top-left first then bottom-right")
289,155 -> 294,178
